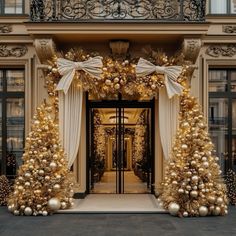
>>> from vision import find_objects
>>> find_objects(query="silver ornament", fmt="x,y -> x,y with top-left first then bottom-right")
48,198 -> 61,211
183,211 -> 188,217
168,202 -> 180,216
199,206 -> 208,217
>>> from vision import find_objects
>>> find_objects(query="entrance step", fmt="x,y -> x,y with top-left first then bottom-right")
58,194 -> 167,214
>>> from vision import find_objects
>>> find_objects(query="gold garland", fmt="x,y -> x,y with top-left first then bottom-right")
46,48 -> 189,100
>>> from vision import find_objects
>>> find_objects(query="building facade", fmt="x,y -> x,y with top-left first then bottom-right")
0,0 -> 236,196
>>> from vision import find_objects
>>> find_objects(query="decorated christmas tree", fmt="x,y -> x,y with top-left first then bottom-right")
7,101 -> 74,216
225,169 -> 236,205
0,175 -> 11,206
160,90 -> 228,217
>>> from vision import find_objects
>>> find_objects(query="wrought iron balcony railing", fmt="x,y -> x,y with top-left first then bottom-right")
30,0 -> 206,22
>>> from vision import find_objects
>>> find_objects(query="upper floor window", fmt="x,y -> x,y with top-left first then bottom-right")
0,0 -> 24,14
210,0 -> 236,14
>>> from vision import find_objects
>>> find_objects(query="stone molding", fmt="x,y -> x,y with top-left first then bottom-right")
0,25 -> 12,33
34,38 -> 56,63
206,44 -> 236,57
223,25 -> 236,34
0,44 -> 27,57
109,41 -> 130,59
182,39 -> 202,63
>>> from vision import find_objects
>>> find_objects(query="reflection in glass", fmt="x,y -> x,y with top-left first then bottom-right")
6,70 -> 24,92
232,100 -> 236,168
6,98 -> 24,176
209,98 -> 228,173
0,70 -> 3,91
4,0 -> 23,14
209,70 -> 227,92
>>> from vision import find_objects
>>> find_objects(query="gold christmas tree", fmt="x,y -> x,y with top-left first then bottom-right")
7,101 -> 74,216
160,90 -> 228,217
0,175 -> 11,206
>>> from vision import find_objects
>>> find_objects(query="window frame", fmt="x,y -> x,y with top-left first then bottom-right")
0,68 -> 25,179
0,0 -> 25,15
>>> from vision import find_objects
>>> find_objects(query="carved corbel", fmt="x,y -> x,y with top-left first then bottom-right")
34,38 -> 56,64
109,40 -> 130,59
182,38 -> 202,64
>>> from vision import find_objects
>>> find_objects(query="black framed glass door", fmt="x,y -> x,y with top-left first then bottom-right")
87,94 -> 155,194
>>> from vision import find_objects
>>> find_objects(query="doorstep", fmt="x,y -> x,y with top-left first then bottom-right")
58,194 -> 167,214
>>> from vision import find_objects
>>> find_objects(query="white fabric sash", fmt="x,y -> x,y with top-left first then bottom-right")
56,56 -> 103,94
136,58 -> 183,98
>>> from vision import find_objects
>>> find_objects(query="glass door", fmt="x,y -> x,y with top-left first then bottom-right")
87,96 -> 154,194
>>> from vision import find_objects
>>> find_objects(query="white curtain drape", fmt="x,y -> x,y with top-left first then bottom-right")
159,88 -> 180,160
58,82 -> 83,168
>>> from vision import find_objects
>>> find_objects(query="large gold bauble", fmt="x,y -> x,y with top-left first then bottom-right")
24,207 -> 33,216
168,202 -> 180,216
199,206 -> 208,217
190,190 -> 198,198
48,198 -> 61,211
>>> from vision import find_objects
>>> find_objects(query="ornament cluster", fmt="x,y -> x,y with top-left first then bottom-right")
160,90 -> 228,217
0,175 -> 11,206
7,102 -> 74,216
225,169 -> 236,205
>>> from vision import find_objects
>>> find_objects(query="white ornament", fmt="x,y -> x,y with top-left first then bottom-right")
168,202 -> 180,216
48,198 -> 61,211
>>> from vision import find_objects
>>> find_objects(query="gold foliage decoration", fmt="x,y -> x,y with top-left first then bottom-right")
0,175 -> 11,206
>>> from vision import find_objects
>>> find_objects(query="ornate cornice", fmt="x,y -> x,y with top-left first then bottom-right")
223,25 -> 236,34
0,25 -> 12,33
206,44 -> 236,57
34,38 -> 56,63
0,44 -> 28,57
182,39 -> 202,63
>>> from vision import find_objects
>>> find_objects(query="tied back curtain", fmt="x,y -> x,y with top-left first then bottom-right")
159,88 -> 179,160
58,82 -> 83,168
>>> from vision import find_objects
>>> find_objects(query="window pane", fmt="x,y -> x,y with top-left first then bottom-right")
6,70 -> 24,92
0,70 -> 3,91
4,0 -> 23,14
0,100 -> 2,175
210,0 -> 227,14
6,98 -> 24,176
209,98 -> 228,173
209,69 -> 227,92
231,0 -> 236,13
231,70 -> 236,92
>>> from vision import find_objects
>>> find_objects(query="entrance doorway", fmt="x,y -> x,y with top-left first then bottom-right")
87,95 -> 155,194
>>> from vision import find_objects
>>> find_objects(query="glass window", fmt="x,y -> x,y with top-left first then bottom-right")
210,0 -> 227,14
1,0 -> 23,14
209,68 -> 236,174
0,69 -> 24,179
231,0 -> 236,13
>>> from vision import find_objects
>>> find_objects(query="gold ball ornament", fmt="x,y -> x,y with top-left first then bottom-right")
199,206 -> 208,217
212,206 -> 221,216
168,202 -> 180,216
190,190 -> 198,198
42,211 -> 48,216
114,77 -> 119,83
61,202 -> 67,209
14,210 -> 20,216
114,83 -> 120,90
183,211 -> 189,217
178,188 -> 184,194
48,198 -> 61,211
24,207 -> 33,216
105,79 -> 112,86
203,162 -> 209,168
49,162 -> 57,170
216,197 -> 223,205
181,144 -> 188,150
192,175 -> 199,182
38,170 -> 45,176
53,184 -> 61,191
8,205 -> 14,212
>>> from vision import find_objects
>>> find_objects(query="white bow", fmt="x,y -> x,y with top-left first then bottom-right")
136,58 -> 183,98
56,56 -> 103,94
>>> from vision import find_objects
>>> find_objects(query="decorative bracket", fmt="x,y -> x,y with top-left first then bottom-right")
109,40 -> 130,59
34,38 -> 56,64
182,38 -> 202,64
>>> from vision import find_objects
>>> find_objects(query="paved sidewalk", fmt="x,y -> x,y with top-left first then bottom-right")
0,205 -> 235,236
